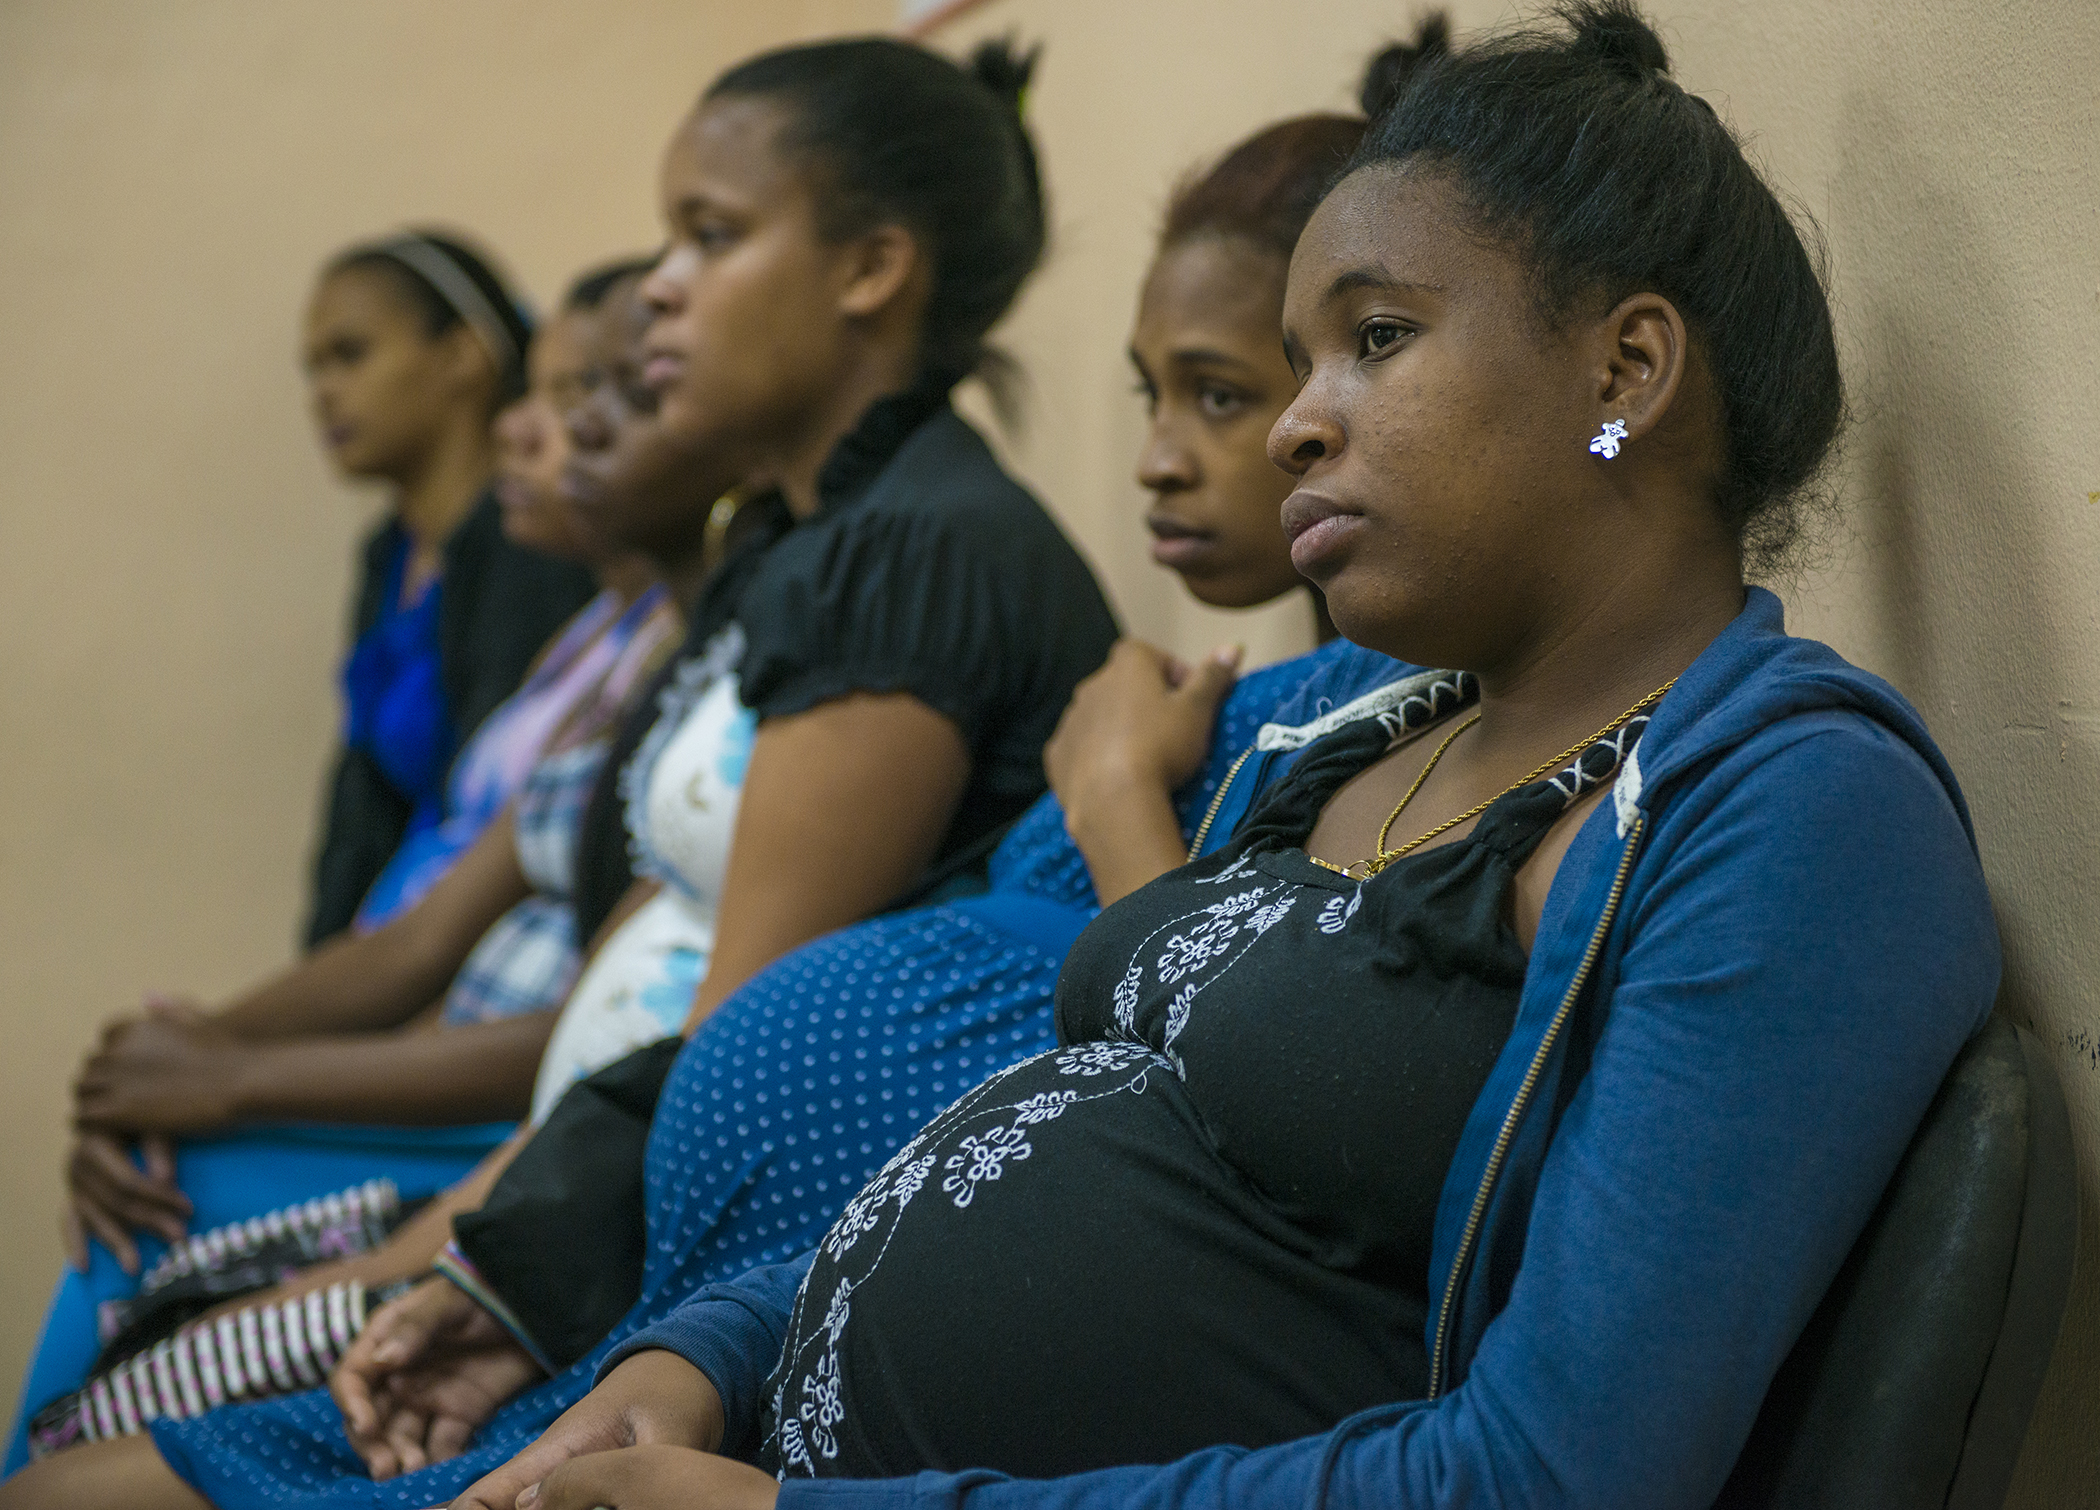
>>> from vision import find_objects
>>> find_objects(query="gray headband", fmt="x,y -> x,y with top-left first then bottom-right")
370,234 -> 521,377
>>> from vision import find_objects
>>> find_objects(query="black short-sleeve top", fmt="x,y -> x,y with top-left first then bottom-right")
736,397 -> 1118,856
572,385 -> 1118,930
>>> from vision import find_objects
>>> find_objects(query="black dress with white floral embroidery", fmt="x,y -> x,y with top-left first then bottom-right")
762,689 -> 1649,1480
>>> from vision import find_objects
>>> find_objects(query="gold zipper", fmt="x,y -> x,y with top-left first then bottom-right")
1425,810 -> 1647,1397
1186,746 -> 1257,861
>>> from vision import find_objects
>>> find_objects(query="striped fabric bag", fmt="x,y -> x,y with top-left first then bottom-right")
28,1275 -> 416,1458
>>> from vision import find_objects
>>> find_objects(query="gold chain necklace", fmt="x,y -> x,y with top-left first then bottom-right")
1310,677 -> 1679,880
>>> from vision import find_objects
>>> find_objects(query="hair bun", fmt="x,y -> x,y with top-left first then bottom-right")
1562,0 -> 1671,78
1360,12 -> 1452,118
969,36 -> 1040,118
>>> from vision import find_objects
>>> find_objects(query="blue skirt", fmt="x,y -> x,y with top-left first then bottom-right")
150,894 -> 1084,1507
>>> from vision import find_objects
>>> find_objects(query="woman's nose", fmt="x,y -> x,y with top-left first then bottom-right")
1267,389 -> 1340,476
1136,423 -> 1197,495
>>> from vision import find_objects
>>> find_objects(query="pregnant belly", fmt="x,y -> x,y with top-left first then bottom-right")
764,1042 -> 1428,1481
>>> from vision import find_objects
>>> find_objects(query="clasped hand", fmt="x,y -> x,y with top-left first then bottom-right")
1043,638 -> 1242,814
73,996 -> 250,1134
437,1348 -> 774,1510
62,996 -> 247,1273
328,1276 -> 543,1479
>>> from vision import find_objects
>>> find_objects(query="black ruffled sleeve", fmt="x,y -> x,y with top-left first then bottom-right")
733,411 -> 1118,857
739,506 -> 1012,746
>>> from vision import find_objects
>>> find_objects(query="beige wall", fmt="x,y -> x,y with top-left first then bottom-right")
2,0 -> 2095,1500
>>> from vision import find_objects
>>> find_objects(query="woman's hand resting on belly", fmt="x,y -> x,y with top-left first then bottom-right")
445,1349 -> 736,1510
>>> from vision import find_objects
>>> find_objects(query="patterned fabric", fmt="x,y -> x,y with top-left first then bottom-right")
95,1181 -> 403,1358
355,587 -> 678,931
758,700 -> 1650,1479
438,742 -> 609,1027
29,1277 -> 412,1460
524,628 -> 754,1120
146,650 -> 1401,1506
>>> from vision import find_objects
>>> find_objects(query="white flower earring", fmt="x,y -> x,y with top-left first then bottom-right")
1588,418 -> 1628,459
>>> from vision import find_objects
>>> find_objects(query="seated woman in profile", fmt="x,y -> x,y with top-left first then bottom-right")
0,29 -> 1459,1506
402,6 -> 1989,1509
344,263 -> 682,937
5,259 -> 688,1476
301,232 -> 599,949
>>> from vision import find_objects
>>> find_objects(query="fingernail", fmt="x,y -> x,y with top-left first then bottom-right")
517,1485 -> 540,1508
376,1340 -> 408,1364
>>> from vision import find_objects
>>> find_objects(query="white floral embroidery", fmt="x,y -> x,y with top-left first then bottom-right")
776,1405 -> 812,1477
820,1278 -> 854,1344
822,1185 -> 886,1260
889,1153 -> 933,1207
1156,887 -> 1276,983
1057,1041 -> 1147,1076
1195,852 -> 1256,886
1112,962 -> 1142,1030
800,1351 -> 845,1460
1244,897 -> 1297,936
1317,888 -> 1362,935
1163,983 -> 1198,1046
942,1125 -> 1032,1207
1012,1090 -> 1076,1126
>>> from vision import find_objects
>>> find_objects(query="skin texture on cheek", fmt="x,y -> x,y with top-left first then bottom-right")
646,98 -> 845,462
496,313 -> 593,557
1130,235 -> 1306,609
568,281 -> 722,558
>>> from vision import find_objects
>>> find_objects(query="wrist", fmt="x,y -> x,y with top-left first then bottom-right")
223,1040 -> 276,1122
1059,761 -> 1173,840
620,1348 -> 728,1451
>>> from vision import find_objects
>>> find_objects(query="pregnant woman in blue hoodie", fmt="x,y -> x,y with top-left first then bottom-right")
405,6 -> 1995,1509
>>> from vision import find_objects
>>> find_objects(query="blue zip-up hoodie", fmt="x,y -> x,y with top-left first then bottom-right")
609,590 -> 1999,1509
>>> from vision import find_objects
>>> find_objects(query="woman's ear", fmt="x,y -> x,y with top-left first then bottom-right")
836,223 -> 925,322
439,322 -> 498,402
1591,291 -> 1688,445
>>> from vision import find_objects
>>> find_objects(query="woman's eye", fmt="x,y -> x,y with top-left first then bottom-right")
1130,379 -> 1158,413
693,222 -> 737,252
1197,384 -> 1244,419
1358,320 -> 1410,359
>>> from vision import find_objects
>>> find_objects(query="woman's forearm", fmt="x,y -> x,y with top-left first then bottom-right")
214,926 -> 461,1041
227,1012 -> 558,1125
217,811 -> 532,1042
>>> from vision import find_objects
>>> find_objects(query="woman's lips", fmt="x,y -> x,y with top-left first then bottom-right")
641,351 -> 683,391
1146,511 -> 1215,570
1281,491 -> 1363,575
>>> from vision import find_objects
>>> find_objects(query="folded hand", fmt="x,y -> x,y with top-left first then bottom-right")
61,1130 -> 191,1274
334,1276 -> 543,1480
74,999 -> 252,1135
446,1350 -> 727,1510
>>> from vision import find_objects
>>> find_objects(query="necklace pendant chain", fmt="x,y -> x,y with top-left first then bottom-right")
1333,675 -> 1680,878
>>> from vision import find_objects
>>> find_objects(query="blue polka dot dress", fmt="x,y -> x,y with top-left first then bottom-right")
150,647 -> 1371,1507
